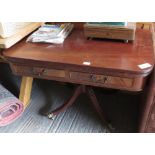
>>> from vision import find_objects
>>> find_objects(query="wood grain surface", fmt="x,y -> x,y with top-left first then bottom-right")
3,27 -> 154,77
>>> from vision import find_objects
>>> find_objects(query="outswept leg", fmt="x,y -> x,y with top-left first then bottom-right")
47,84 -> 113,132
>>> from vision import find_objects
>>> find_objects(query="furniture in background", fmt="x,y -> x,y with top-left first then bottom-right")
139,68 -> 155,132
139,23 -> 155,132
0,22 -> 43,49
136,22 -> 152,30
0,22 -> 43,64
84,22 -> 136,42
3,23 -> 154,132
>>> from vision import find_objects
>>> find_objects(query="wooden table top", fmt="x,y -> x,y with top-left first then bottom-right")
3,27 -> 155,77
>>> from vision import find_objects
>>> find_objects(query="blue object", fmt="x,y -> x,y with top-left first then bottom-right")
88,22 -> 126,26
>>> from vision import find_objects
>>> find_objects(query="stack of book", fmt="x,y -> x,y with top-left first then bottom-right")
27,23 -> 74,44
84,22 -> 136,42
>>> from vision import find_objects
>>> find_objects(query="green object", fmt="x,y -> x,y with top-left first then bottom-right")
87,22 -> 126,26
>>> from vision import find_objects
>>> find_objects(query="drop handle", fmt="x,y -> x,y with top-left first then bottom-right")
103,77 -> 108,83
33,68 -> 46,76
90,74 -> 96,81
90,74 -> 108,83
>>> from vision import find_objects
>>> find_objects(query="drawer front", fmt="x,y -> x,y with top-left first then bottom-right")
12,65 -> 66,78
33,67 -> 66,78
11,64 -> 145,91
70,72 -> 133,88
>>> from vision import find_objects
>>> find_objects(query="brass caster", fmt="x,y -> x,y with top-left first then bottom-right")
48,113 -> 55,120
108,123 -> 115,133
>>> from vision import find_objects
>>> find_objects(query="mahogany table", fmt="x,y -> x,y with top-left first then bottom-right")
3,25 -> 155,132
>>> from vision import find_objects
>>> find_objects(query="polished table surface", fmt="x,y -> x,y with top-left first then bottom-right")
3,28 -> 154,77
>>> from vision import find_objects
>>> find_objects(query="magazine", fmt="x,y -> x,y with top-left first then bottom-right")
26,23 -> 74,44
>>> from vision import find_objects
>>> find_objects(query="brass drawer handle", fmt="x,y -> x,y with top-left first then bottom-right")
103,77 -> 108,83
90,74 -> 96,81
33,68 -> 46,76
90,74 -> 108,83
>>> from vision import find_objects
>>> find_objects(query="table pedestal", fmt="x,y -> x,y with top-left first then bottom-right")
47,85 -> 114,132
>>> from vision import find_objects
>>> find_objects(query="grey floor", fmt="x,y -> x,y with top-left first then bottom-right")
0,63 -> 141,133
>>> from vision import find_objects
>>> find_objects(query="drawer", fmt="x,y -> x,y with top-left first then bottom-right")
11,65 -> 66,78
70,72 -> 133,88
11,64 -> 145,91
32,67 -> 66,78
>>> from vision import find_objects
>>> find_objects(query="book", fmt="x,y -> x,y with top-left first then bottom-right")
26,23 -> 74,44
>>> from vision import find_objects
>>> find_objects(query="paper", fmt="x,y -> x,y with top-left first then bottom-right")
26,23 -> 74,44
83,61 -> 91,65
138,63 -> 152,69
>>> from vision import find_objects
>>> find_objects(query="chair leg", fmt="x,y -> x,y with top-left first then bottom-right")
19,76 -> 33,109
47,85 -> 83,119
86,86 -> 114,132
